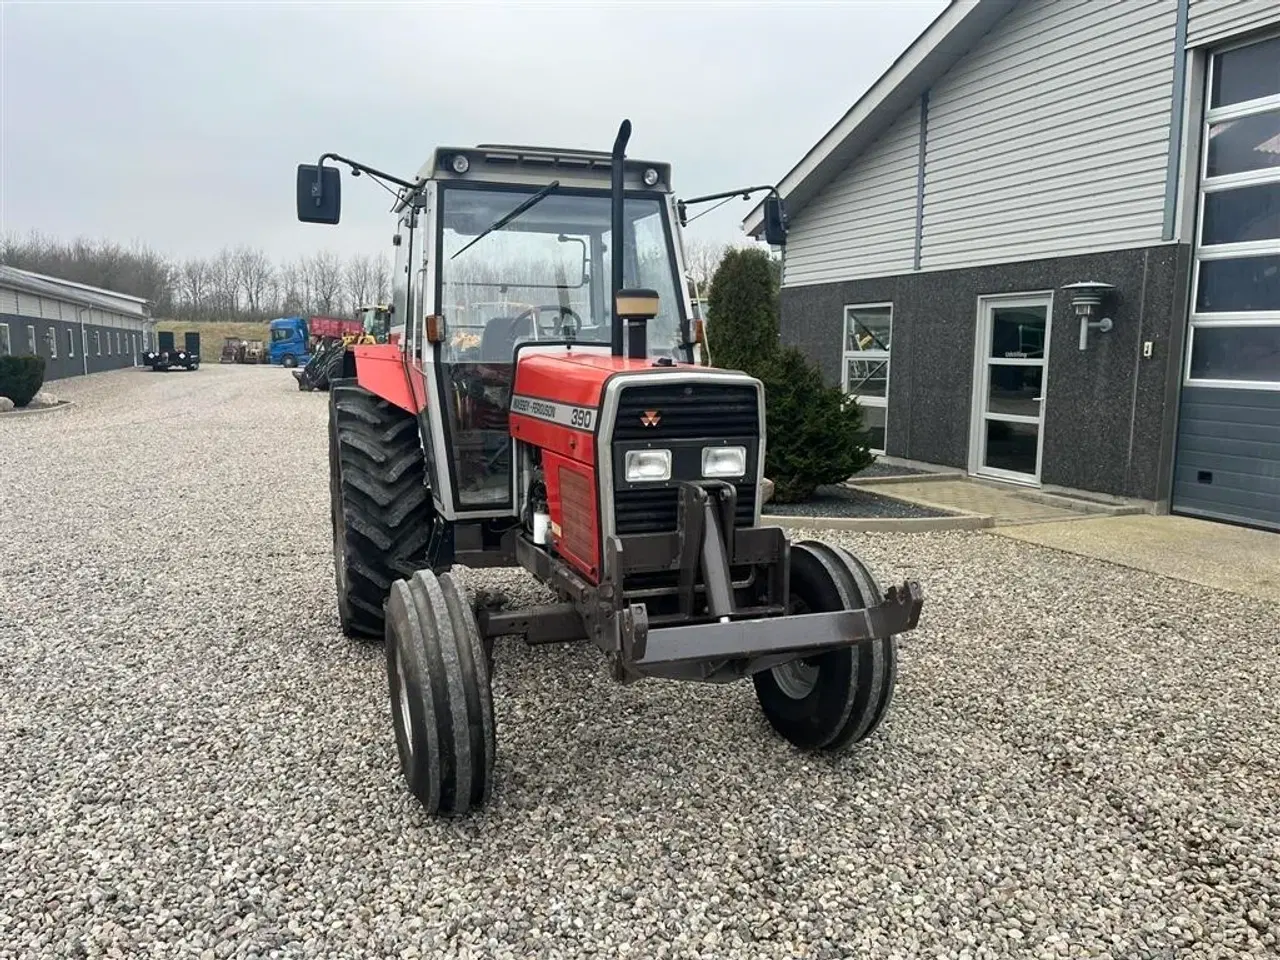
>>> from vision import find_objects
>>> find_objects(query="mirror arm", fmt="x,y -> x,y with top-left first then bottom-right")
313,153 -> 420,203
676,184 -> 782,227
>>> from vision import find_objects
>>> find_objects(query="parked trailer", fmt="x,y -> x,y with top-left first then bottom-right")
294,120 -> 924,816
143,331 -> 200,371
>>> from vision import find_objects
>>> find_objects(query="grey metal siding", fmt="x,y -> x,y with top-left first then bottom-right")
1172,387 -> 1280,531
1187,0 -> 1280,46
782,105 -> 921,287
920,0 -> 1179,271
0,308 -> 144,381
779,243 -> 1189,501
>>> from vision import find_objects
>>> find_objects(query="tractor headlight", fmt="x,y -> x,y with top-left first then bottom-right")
624,449 -> 671,482
702,445 -> 746,478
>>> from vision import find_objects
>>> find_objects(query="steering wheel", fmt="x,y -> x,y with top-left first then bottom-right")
533,305 -> 582,338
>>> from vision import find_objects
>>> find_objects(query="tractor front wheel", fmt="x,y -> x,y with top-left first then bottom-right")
753,540 -> 898,751
328,380 -> 433,640
386,569 -> 495,815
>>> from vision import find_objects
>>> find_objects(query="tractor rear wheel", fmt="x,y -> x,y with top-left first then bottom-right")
386,569 -> 495,815
328,379 -> 433,640
752,540 -> 897,751
315,342 -> 346,392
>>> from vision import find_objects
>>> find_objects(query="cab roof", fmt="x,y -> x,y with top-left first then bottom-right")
415,144 -> 673,194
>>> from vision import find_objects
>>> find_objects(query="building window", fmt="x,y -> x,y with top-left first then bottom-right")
95,330 -> 102,356
47,327 -> 57,359
1188,32 -> 1280,389
27,325 -> 37,354
0,324 -> 10,356
842,303 -> 892,453
67,328 -> 75,358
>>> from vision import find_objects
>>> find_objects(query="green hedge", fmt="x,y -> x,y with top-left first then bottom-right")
706,248 -> 873,503
0,355 -> 47,408
758,347 -> 873,502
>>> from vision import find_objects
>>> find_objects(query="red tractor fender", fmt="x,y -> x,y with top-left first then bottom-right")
352,343 -> 426,415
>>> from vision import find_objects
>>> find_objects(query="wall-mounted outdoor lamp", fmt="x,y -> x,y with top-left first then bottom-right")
1063,281 -> 1117,350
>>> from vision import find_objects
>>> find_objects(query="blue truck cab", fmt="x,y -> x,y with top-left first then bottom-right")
268,316 -> 310,367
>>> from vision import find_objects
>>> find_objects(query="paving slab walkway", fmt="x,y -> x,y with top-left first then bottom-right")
854,478 -> 1087,525
994,513 -> 1280,603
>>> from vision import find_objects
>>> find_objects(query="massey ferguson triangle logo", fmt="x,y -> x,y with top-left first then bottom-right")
640,410 -> 661,427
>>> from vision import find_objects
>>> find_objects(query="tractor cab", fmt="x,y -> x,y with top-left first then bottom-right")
425,153 -> 694,513
300,141 -> 700,521
356,303 -> 393,343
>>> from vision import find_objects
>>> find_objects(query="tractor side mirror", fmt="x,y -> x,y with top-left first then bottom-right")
297,164 -> 341,224
763,195 -> 788,247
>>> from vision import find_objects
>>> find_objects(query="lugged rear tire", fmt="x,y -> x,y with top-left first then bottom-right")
386,569 -> 496,815
328,379 -> 433,640
315,342 -> 346,392
752,540 -> 898,751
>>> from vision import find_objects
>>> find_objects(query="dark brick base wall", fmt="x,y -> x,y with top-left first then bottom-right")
778,243 -> 1193,501
0,313 -> 147,381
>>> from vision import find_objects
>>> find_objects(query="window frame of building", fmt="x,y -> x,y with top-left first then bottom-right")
26,325 -> 37,355
841,302 -> 893,455
1186,29 -> 1280,391
0,323 -> 10,356
94,330 -> 102,356
67,328 -> 75,358
47,326 -> 57,359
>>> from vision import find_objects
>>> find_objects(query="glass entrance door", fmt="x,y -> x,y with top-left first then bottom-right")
970,295 -> 1053,484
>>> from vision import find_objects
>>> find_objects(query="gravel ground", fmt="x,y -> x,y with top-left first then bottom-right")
1,364 -> 1277,960
763,485 -> 953,519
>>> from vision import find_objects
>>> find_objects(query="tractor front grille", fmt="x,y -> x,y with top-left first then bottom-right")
612,382 -> 760,442
610,380 -> 760,536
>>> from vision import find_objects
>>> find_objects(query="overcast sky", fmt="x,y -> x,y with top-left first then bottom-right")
1,0 -> 947,267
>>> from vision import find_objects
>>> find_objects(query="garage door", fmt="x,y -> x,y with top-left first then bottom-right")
1172,29 -> 1280,532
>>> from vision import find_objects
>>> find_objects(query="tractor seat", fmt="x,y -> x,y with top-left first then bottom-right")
480,314 -> 534,363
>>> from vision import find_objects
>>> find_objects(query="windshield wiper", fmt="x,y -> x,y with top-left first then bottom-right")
450,180 -> 561,260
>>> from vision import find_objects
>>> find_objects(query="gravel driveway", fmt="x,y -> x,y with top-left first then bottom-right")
1,365 -> 1277,959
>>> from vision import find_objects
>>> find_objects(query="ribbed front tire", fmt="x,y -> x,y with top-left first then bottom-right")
386,569 -> 496,815
328,380 -> 433,640
753,540 -> 898,751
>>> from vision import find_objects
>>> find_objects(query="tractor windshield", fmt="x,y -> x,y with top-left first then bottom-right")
438,184 -> 687,362
435,183 -> 689,512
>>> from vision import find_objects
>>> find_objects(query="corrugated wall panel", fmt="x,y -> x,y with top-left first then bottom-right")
1187,0 -> 1280,47
920,0 -> 1178,272
1172,386 -> 1280,531
782,105 -> 921,287
0,289 -> 16,315
16,292 -> 41,317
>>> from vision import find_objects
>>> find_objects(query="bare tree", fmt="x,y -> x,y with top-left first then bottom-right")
179,258 -> 212,318
277,260 -> 307,315
373,255 -> 391,303
306,250 -> 344,315
234,246 -> 275,316
683,238 -> 730,293
343,254 -> 377,311
207,247 -> 240,317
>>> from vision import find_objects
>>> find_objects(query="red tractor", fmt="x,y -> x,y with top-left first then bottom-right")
295,120 -> 924,815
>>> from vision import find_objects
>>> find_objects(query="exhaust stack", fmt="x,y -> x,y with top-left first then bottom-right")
610,119 -> 631,357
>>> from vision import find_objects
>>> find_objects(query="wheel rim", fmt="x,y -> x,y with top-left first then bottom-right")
394,647 -> 414,756
772,658 -> 820,699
